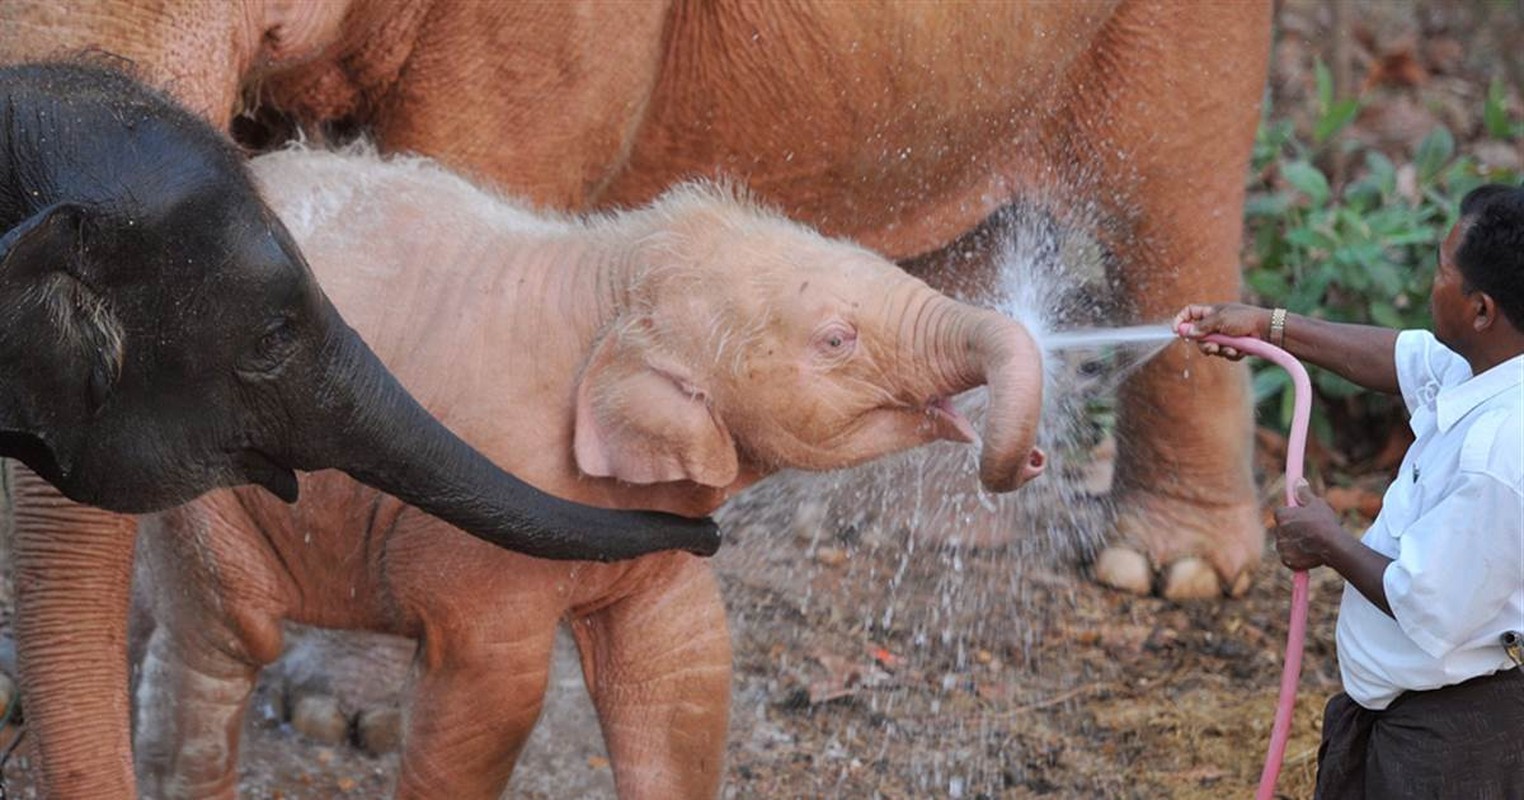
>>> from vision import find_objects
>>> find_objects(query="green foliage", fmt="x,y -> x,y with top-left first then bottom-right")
1242,67 -> 1522,454
1485,77 -> 1524,140
1314,60 -> 1361,145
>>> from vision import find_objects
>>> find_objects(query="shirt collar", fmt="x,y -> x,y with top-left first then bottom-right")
1435,352 -> 1524,432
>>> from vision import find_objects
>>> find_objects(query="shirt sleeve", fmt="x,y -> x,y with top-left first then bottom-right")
1382,470 -> 1524,659
1394,330 -> 1472,415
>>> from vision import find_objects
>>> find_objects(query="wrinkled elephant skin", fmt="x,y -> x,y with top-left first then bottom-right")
123,149 -> 1045,799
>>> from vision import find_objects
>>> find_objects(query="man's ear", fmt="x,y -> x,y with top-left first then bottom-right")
1474,291 -> 1498,332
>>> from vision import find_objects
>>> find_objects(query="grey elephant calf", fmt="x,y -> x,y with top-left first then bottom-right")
130,148 -> 1046,798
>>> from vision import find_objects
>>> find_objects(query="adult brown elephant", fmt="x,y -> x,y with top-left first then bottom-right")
2,0 -> 1270,787
1,0 -> 1271,595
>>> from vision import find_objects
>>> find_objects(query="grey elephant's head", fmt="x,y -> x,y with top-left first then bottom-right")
0,62 -> 717,560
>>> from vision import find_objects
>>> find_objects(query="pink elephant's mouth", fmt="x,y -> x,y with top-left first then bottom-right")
924,397 -> 977,444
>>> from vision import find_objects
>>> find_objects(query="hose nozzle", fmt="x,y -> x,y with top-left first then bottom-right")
1503,631 -> 1524,668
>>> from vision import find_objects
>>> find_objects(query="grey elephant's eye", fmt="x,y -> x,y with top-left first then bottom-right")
258,320 -> 294,354
826,335 -> 844,348
238,317 -> 299,378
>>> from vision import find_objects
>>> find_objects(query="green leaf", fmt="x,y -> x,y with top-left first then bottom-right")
1414,127 -> 1455,184
1334,206 -> 1372,240
1485,77 -> 1517,140
1365,150 -> 1397,194
1285,226 -> 1338,251
1315,99 -> 1361,144
1370,300 -> 1405,329
1288,274 -> 1331,310
1365,206 -> 1422,239
1366,260 -> 1405,295
1279,377 -> 1297,429
1310,407 -> 1335,449
1282,161 -> 1331,206
1246,268 -> 1292,300
1315,370 -> 1363,399
1253,367 -> 1290,404
1245,192 -> 1294,217
1382,228 -> 1437,247
1341,244 -> 1385,273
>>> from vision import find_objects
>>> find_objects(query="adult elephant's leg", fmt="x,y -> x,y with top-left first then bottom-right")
393,619 -> 558,799
570,553 -> 731,800
133,622 -> 266,800
1064,1 -> 1272,599
7,465 -> 138,798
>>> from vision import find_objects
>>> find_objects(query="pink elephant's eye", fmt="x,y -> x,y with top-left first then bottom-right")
813,322 -> 857,359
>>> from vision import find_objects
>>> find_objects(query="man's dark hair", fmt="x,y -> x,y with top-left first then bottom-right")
1455,183 -> 1524,331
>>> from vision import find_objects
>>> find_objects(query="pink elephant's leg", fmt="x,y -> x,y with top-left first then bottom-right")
7,466 -> 139,799
1059,1 -> 1273,598
393,623 -> 558,799
131,505 -> 286,800
133,623 -> 266,800
570,554 -> 731,800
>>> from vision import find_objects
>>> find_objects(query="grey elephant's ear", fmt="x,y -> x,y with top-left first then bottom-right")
0,203 -> 88,278
2,203 -> 123,415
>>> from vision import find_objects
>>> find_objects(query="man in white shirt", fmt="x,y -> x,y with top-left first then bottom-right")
1175,182 -> 1524,799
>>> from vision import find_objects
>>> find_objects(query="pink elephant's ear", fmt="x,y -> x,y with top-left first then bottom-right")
574,327 -> 740,488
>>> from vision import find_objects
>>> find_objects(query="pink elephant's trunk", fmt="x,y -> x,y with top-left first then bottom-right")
929,301 -> 1046,492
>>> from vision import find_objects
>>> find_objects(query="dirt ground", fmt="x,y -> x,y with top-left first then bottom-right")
0,1 -> 1515,798
0,441 -> 1353,798
1,452 -> 1348,800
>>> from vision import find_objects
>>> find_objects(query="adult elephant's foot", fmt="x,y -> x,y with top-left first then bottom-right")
1093,490 -> 1263,600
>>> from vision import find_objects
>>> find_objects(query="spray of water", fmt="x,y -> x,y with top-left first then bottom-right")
1043,324 -> 1177,350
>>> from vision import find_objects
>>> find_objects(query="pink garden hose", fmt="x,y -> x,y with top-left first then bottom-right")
1178,327 -> 1312,800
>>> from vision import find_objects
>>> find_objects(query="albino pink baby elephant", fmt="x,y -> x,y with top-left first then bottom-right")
127,148 -> 1046,799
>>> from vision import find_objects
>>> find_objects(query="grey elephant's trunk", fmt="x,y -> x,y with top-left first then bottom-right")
927,300 -> 1046,492
289,322 -> 719,561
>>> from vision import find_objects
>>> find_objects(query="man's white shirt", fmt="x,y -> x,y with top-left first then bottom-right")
1335,330 -> 1523,710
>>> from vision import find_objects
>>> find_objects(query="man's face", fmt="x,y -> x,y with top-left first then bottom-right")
1430,222 -> 1472,351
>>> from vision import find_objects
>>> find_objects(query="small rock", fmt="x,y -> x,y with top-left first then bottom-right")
336,777 -> 357,792
792,501 -> 830,543
814,546 -> 848,567
587,755 -> 610,770
291,694 -> 348,745
354,706 -> 403,757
